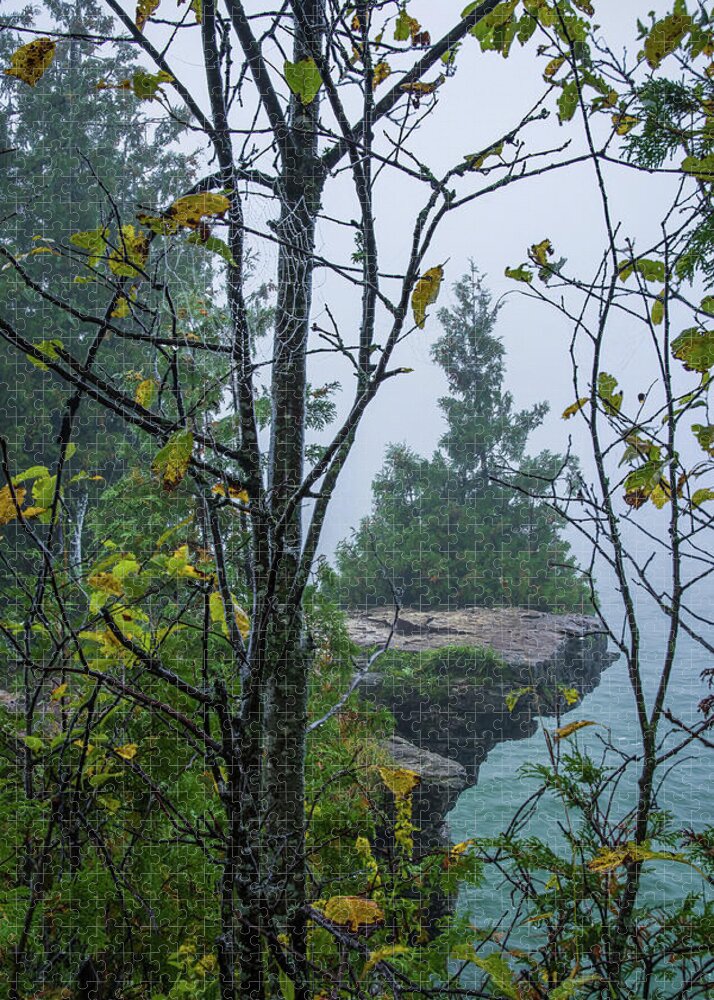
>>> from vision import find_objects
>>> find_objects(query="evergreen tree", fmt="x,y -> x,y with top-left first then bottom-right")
0,0 -> 209,481
333,267 -> 588,612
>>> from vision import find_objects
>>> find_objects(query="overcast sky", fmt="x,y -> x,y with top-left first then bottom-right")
299,0 -> 676,556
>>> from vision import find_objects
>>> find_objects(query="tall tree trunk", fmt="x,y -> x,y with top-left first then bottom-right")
264,3 -> 325,996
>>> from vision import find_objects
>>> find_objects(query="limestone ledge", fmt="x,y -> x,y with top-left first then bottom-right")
347,606 -> 617,785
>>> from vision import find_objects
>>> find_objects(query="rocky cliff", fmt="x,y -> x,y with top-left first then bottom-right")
348,605 -> 616,786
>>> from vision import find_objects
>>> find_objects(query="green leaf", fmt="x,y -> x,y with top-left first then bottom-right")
473,954 -> 519,1000
558,81 -> 579,123
152,430 -> 194,492
27,338 -> 63,371
23,736 -> 44,753
597,371 -> 622,413
394,8 -> 419,42
505,685 -> 532,712
671,327 -> 714,372
624,460 -> 664,509
186,232 -> 236,265
618,257 -> 666,283
692,487 -> 714,506
70,227 -> 108,258
681,154 -> 714,182
129,69 -> 172,100
504,265 -> 533,283
517,13 -> 537,44
284,58 -> 322,105
700,296 -> 714,315
651,295 -> 664,326
467,0 -> 518,53
692,423 -> 714,455
12,465 -> 50,484
644,13 -> 692,69
32,474 -> 58,509
550,976 -> 599,999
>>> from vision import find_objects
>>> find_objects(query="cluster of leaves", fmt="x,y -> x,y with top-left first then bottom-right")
466,727 -> 714,999
0,451 -> 492,996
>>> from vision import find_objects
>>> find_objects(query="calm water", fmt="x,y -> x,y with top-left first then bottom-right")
450,595 -> 712,930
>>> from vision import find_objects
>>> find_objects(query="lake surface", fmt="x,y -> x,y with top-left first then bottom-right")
450,594 -> 712,933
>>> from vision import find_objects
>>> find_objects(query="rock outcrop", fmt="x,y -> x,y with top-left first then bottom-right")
349,607 -> 616,784
381,734 -> 469,857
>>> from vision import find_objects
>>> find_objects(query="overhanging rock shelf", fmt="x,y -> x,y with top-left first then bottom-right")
346,606 -> 617,806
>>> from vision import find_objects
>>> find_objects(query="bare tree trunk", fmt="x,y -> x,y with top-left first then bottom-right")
263,4 -> 325,996
69,486 -> 88,581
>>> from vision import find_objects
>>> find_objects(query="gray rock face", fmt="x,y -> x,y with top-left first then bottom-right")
350,607 -> 616,784
382,735 -> 469,856
347,606 -> 609,669
378,735 -> 470,930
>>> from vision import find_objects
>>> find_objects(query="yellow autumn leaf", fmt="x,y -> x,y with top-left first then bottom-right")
465,142 -> 504,171
554,719 -> 596,741
361,944 -> 409,977
166,545 -> 210,580
651,295 -> 665,326
562,397 -> 588,419
612,113 -> 639,135
560,686 -> 580,706
114,743 -> 138,761
193,954 -> 217,976
650,482 -> 671,509
211,483 -> 249,503
588,842 -> 699,874
108,225 -> 149,277
0,485 -> 26,525
136,0 -> 160,31
50,683 -> 69,701
378,765 -> 420,797
401,77 -> 443,96
529,238 -> 553,268
372,60 -> 391,89
644,13 -> 692,70
152,430 -> 194,492
87,571 -> 124,597
411,265 -> 444,329
4,38 -> 56,87
111,296 -> 131,319
318,896 -> 384,932
209,590 -> 250,640
168,193 -> 230,230
543,56 -> 565,79
21,505 -> 47,519
135,378 -> 156,409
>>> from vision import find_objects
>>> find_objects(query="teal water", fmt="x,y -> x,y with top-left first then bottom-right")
450,598 -> 712,934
